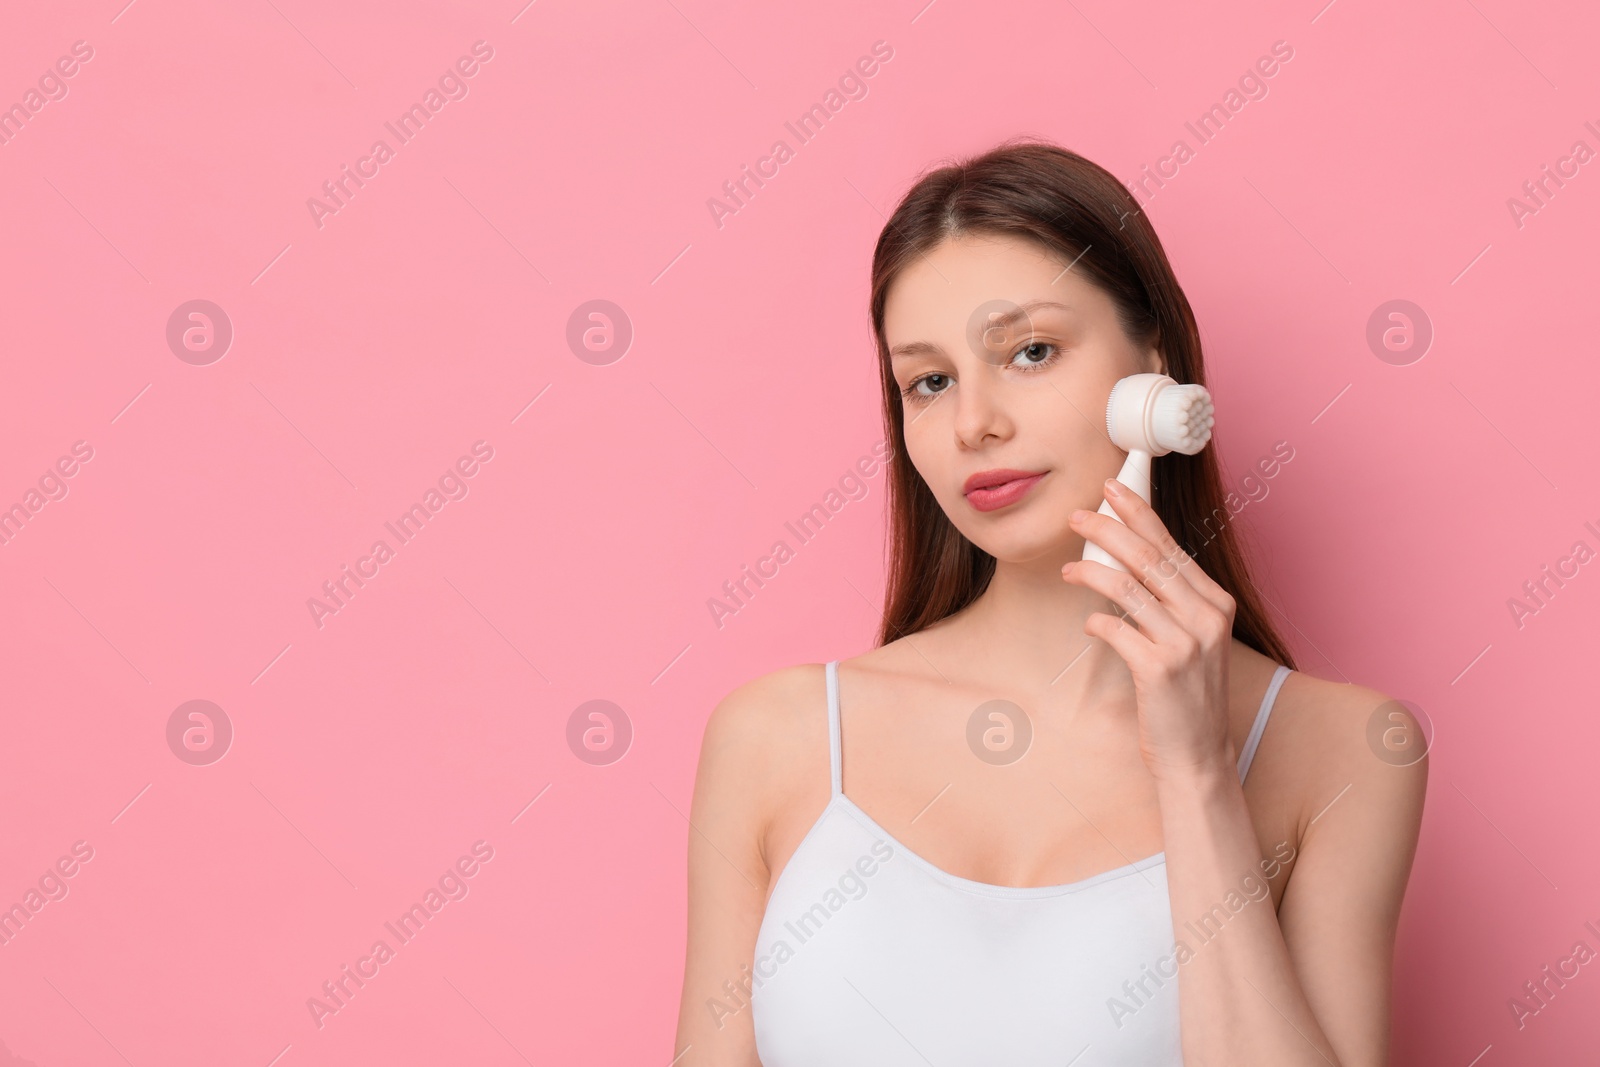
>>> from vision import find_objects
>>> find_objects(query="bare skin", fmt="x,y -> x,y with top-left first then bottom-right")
674,232 -> 1426,1066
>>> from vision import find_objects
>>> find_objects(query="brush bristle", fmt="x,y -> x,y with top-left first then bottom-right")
1153,384 -> 1214,454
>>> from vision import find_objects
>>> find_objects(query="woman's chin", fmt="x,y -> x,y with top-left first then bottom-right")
969,527 -> 1080,567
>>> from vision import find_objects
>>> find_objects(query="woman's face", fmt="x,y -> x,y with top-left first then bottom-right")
883,231 -> 1165,564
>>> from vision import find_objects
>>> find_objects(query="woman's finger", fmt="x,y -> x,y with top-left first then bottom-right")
1096,478 -> 1233,615
1068,500 -> 1208,616
1063,558 -> 1185,646
1081,607 -> 1156,663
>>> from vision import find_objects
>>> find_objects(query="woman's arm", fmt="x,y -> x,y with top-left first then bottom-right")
1063,478 -> 1427,1065
1154,680 -> 1426,1066
673,673 -> 799,1067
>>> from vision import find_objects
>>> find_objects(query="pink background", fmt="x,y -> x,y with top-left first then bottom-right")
1,0 -> 1597,1063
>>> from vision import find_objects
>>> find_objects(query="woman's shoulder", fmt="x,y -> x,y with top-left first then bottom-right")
693,662 -> 832,828
701,661 -> 828,751
1231,640 -> 1394,725
1250,647 -> 1408,746
1230,642 -> 1428,824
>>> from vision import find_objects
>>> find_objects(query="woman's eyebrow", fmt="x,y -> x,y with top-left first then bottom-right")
889,300 -> 1075,359
889,339 -> 942,359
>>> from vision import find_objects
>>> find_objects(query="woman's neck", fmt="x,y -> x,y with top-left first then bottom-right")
937,554 -> 1134,706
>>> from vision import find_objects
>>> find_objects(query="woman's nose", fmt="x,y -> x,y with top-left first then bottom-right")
952,366 -> 1010,447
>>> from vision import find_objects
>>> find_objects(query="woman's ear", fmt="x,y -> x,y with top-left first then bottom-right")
1142,338 -> 1167,377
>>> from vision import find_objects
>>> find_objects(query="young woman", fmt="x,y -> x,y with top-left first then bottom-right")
674,140 -> 1426,1066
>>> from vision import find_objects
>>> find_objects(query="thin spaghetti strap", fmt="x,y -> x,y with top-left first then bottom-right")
1237,664 -> 1292,784
825,660 -> 843,796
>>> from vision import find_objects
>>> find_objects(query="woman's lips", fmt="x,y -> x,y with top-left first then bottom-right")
965,472 -> 1046,512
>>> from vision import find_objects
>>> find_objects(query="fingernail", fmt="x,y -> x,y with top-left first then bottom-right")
1071,509 -> 1089,522
1104,478 -> 1120,496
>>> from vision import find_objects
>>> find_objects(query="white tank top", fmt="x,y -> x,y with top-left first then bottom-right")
749,659 -> 1292,1066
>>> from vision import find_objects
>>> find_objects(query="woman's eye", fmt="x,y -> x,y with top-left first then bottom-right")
1012,341 -> 1057,367
901,343 -> 1058,404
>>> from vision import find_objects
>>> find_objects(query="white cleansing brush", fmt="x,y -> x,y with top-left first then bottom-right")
1080,373 -> 1214,574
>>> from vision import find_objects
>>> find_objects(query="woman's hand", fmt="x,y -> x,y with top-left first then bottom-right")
1060,477 -> 1238,783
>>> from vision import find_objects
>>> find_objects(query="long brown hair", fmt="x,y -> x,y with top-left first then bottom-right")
869,137 -> 1297,670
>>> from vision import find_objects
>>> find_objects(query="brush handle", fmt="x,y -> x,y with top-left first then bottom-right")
1079,449 -> 1153,574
